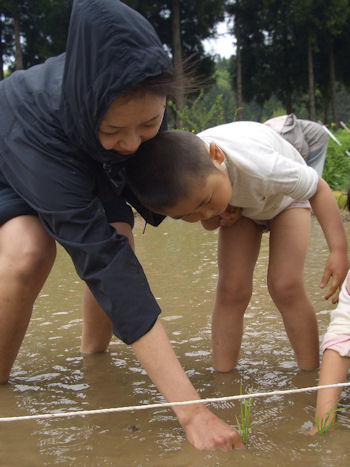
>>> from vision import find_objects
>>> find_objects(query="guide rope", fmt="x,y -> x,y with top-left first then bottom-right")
0,382 -> 348,423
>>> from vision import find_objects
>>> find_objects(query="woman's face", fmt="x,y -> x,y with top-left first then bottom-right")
98,94 -> 166,155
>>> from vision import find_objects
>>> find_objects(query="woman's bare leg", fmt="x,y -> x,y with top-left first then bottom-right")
268,208 -> 319,370
0,216 -> 56,383
80,222 -> 134,353
212,218 -> 262,372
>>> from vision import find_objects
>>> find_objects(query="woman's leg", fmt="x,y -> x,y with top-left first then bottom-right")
80,222 -> 135,353
268,208 -> 319,370
212,218 -> 262,372
0,216 -> 56,383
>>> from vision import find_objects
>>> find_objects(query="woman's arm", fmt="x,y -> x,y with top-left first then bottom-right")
309,177 -> 349,302
132,319 -> 244,451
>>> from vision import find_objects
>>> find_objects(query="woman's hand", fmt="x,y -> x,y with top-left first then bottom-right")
180,405 -> 244,451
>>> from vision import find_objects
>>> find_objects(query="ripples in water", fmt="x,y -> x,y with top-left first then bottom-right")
0,218 -> 349,465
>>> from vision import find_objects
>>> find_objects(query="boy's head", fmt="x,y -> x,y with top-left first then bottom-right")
126,130 -> 232,222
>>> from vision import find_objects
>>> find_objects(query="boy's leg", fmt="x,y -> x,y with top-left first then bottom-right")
312,349 -> 350,432
0,216 -> 56,383
80,222 -> 135,353
212,217 -> 262,372
268,207 -> 319,370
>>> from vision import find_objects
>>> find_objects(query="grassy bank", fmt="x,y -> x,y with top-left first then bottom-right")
324,128 -> 350,191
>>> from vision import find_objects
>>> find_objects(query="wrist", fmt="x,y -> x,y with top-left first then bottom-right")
329,243 -> 348,254
173,402 -> 208,427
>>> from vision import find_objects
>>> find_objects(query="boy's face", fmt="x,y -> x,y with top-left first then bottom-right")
162,144 -> 232,223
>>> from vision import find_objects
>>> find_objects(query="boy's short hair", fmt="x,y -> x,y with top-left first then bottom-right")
126,130 -> 219,211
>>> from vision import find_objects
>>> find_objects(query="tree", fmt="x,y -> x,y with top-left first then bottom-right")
322,0 -> 350,127
290,0 -> 319,120
293,0 -> 350,126
19,0 -> 71,67
0,0 -> 24,72
0,0 -> 72,76
226,1 -> 281,114
124,0 -> 226,126
225,1 -> 244,120
227,0 -> 350,123
0,5 -> 14,78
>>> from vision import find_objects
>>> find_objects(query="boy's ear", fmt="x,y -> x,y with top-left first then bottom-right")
208,142 -> 224,164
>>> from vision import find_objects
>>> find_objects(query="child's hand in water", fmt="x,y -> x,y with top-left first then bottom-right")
219,206 -> 242,227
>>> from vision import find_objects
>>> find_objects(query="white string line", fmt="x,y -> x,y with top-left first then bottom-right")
0,382 -> 349,423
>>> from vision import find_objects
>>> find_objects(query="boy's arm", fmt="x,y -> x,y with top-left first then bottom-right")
131,318 -> 244,451
309,348 -> 350,434
309,177 -> 349,302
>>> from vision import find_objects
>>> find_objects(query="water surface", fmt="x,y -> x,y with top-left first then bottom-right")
0,217 -> 349,466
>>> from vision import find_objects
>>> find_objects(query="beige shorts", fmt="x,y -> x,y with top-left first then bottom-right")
253,200 -> 311,232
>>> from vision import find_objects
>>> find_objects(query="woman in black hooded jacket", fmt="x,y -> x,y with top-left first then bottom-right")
0,0 -> 243,451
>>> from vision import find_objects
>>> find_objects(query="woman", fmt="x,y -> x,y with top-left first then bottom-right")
0,0 -> 243,451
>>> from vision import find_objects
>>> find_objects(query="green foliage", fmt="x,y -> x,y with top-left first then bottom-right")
333,190 -> 348,210
168,90 -> 233,132
212,58 -> 350,123
323,129 -> 350,190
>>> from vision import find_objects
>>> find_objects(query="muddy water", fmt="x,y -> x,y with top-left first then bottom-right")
0,217 -> 349,466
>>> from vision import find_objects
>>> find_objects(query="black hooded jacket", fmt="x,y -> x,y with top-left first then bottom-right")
0,0 -> 172,344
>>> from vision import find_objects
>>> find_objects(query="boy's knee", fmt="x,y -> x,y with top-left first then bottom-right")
267,276 -> 303,303
216,280 -> 252,307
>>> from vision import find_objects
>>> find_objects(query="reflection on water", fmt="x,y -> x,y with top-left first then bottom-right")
0,217 -> 349,466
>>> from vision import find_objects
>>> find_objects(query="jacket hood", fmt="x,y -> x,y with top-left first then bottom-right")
60,0 -> 172,162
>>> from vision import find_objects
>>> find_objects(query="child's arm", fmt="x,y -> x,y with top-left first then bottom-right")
309,349 -> 350,434
309,177 -> 349,302
131,318 -> 244,450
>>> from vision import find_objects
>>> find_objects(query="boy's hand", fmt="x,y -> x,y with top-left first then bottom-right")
181,405 -> 244,451
219,206 -> 242,227
201,206 -> 242,231
320,251 -> 349,303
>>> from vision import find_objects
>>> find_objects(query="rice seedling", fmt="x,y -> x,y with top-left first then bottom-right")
315,408 -> 338,434
315,406 -> 347,435
235,390 -> 258,445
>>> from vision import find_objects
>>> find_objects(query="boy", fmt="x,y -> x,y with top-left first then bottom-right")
126,122 -> 349,372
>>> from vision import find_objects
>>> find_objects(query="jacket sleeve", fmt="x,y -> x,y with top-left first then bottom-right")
0,150 -> 161,345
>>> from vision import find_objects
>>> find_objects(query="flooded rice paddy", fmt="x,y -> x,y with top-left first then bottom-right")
0,216 -> 349,466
